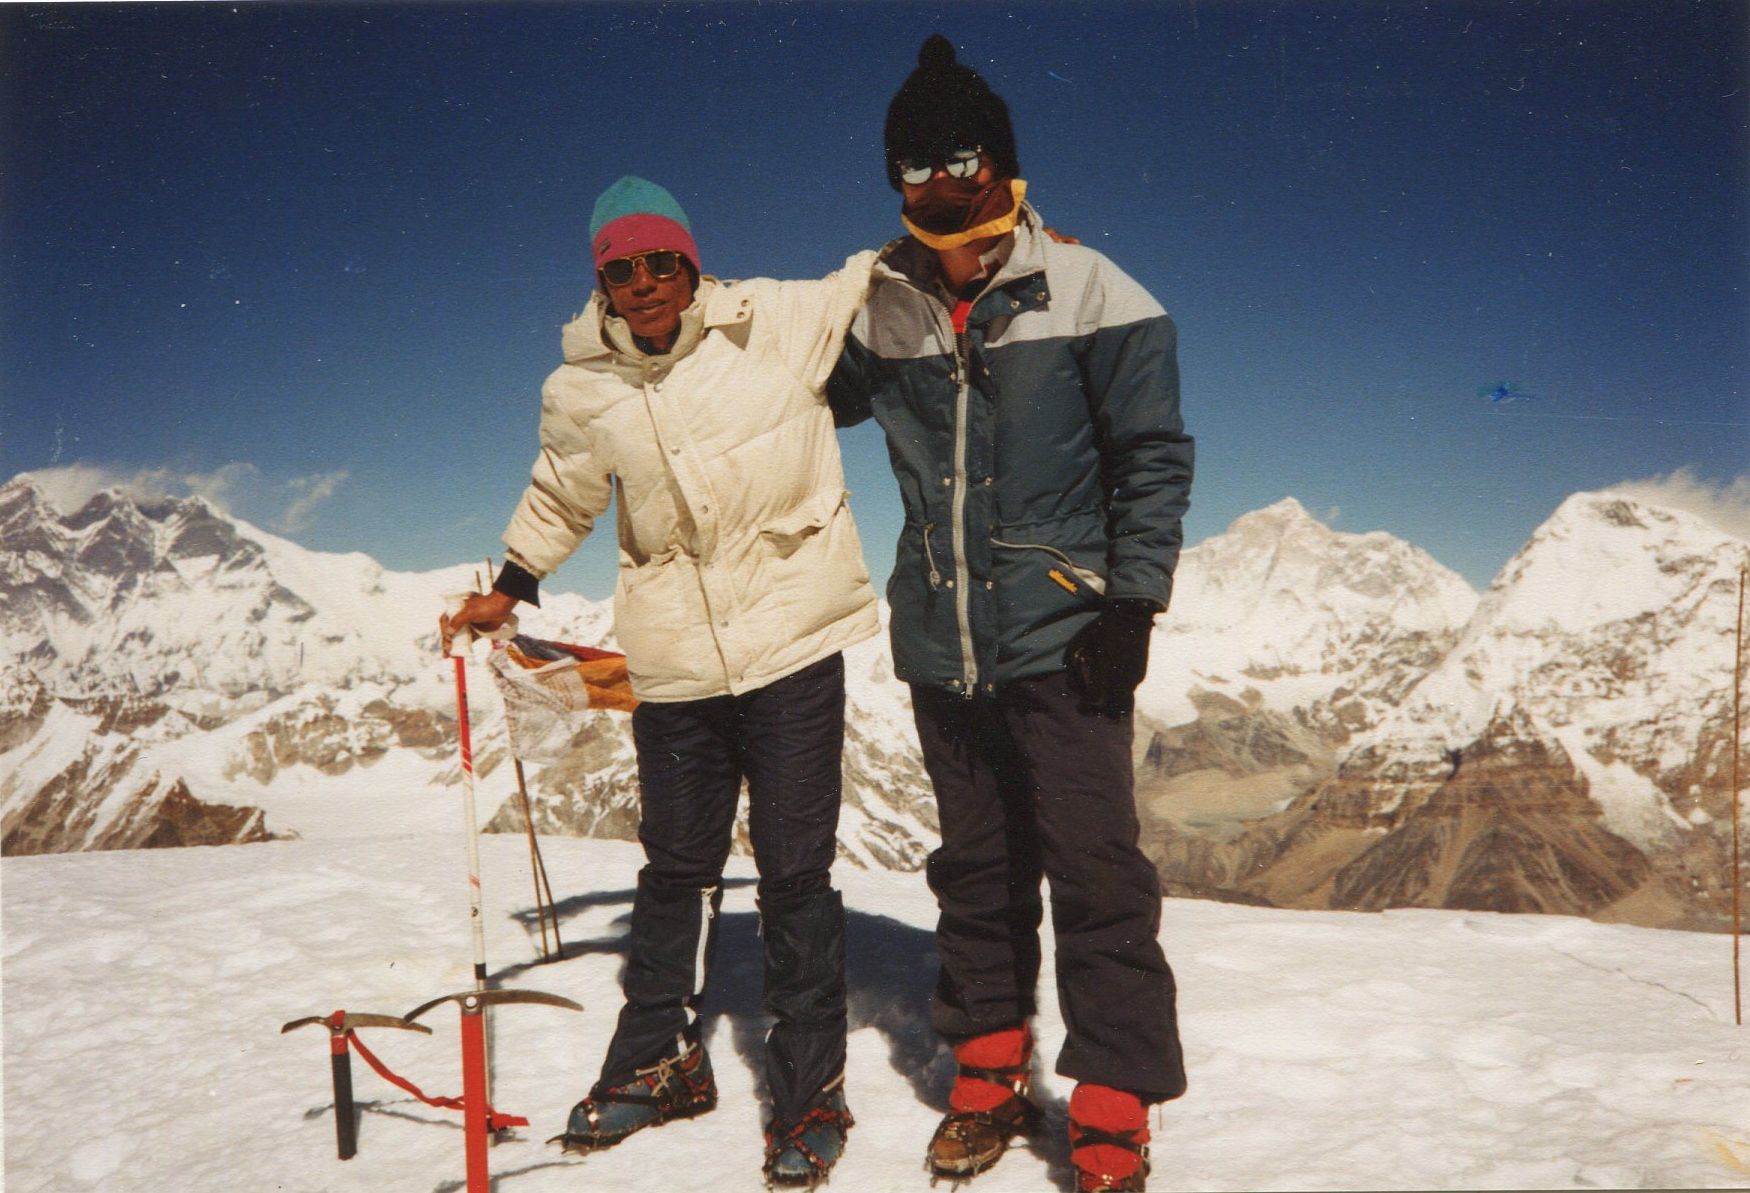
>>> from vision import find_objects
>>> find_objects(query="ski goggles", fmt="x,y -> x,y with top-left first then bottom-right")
599,250 -> 686,287
895,147 -> 983,187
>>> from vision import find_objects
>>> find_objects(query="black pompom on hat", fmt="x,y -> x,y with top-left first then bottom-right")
884,34 -> 1019,191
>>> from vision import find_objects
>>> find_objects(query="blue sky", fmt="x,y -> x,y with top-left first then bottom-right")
4,1 -> 1746,597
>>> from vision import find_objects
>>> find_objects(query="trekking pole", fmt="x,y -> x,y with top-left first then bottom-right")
480,558 -> 561,963
512,755 -> 565,962
1733,563 -> 1745,1026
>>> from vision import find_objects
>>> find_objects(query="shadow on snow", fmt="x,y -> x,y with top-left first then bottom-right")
321,881 -> 1079,1190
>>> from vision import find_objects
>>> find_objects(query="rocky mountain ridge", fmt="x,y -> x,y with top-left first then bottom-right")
5,473 -> 1745,931
0,474 -> 933,867
1137,492 -> 1747,930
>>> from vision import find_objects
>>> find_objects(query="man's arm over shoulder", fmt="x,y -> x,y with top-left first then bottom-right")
1073,250 -> 1195,611
500,369 -> 615,595
760,249 -> 881,391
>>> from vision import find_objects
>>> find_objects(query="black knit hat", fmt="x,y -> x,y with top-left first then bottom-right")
884,34 -> 1019,191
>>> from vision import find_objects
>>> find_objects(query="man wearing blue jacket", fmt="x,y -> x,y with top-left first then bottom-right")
828,36 -> 1193,1193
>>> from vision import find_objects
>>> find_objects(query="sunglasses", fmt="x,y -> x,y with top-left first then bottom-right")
896,147 -> 983,187
600,250 -> 685,287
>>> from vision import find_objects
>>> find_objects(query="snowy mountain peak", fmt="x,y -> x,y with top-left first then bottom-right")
1136,497 -> 1477,733
1351,486 -> 1746,852
1482,487 -> 1745,635
1163,496 -> 1475,643
1219,495 -> 1332,544
2,478 -> 528,699
0,473 -> 53,521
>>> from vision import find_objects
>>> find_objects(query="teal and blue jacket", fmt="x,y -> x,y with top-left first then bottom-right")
828,203 -> 1195,696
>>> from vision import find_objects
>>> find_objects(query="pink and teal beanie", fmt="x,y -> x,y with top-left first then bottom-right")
589,176 -> 701,273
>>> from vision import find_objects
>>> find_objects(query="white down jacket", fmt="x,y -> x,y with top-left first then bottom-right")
501,254 -> 881,702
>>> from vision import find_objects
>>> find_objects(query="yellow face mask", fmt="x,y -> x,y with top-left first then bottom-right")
902,179 -> 1028,250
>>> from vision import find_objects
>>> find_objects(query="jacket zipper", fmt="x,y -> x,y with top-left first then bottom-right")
989,538 -> 1109,595
950,325 -> 978,694
882,257 -> 1039,697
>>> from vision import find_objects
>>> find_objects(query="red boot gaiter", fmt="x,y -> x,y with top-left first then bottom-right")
1069,1083 -> 1148,1183
948,1025 -> 1031,1113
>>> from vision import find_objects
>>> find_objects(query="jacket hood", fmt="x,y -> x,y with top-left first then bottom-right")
561,275 -> 754,369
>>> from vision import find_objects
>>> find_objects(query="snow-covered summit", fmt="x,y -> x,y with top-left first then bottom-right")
0,473 -> 611,699
1139,497 -> 1477,728
11,834 -> 1750,1193
1172,496 -> 1477,634
1349,486 -> 1747,848
1481,489 -> 1742,635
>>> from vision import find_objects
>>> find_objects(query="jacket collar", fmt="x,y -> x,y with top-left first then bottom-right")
561,275 -> 753,368
874,200 -> 1052,324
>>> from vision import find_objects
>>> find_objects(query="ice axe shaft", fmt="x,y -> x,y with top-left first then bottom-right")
441,592 -> 517,986
462,1006 -> 489,1193
451,652 -> 488,988
405,989 -> 583,1193
331,1034 -> 357,1160
440,591 -> 521,1127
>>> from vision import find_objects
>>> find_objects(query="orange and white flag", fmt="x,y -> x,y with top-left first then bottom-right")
487,635 -> 637,762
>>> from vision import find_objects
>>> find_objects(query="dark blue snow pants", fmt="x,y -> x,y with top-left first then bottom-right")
595,652 -> 847,1127
910,671 -> 1187,1102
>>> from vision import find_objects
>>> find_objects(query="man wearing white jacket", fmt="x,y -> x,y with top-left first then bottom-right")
442,175 -> 876,1185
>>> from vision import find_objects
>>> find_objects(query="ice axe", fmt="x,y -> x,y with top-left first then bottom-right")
280,1010 -> 432,1160
405,987 -> 583,1193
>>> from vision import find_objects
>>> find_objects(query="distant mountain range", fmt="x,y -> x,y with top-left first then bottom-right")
4,472 -> 1745,931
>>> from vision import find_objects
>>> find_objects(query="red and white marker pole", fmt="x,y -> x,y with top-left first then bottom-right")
441,593 -> 517,1135
450,649 -> 489,991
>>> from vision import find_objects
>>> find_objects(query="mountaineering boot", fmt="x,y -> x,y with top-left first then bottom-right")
553,1044 -> 717,1152
1068,1083 -> 1151,1193
925,1025 -> 1042,1181
763,1074 -> 854,1187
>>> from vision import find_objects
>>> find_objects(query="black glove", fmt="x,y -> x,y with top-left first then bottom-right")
1065,598 -> 1158,714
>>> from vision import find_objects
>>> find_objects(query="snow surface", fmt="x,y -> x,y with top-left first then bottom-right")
8,835 -> 1750,1192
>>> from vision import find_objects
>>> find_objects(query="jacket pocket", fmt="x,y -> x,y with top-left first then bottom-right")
759,488 -> 848,560
990,537 -> 1108,598
618,546 -> 682,596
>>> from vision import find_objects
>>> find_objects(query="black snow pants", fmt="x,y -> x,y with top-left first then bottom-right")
595,652 -> 848,1127
910,671 -> 1187,1102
